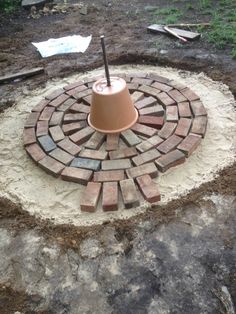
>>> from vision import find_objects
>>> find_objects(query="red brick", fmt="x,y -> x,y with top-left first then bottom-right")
93,170 -> 125,182
38,155 -> 65,177
25,112 -> 40,128
135,96 -> 157,110
63,80 -> 85,91
155,149 -> 185,172
190,100 -> 207,117
168,80 -> 186,90
79,149 -> 108,161
158,122 -> 177,139
121,129 -> 142,146
136,135 -> 163,153
178,102 -> 192,118
65,84 -> 88,96
147,73 -> 171,85
32,99 -> 50,112
61,167 -> 92,185
84,132 -> 105,150
45,88 -> 64,101
175,118 -> 192,137
132,77 -> 153,85
109,147 -> 138,160
136,175 -> 161,203
119,179 -> 140,208
69,126 -> 95,145
191,116 -> 207,137
49,125 -> 65,142
131,91 -> 144,103
168,89 -> 187,103
73,89 -> 91,100
138,85 -> 161,97
132,148 -> 161,166
101,158 -> 131,170
23,128 -> 36,146
177,133 -> 202,157
70,102 -> 90,114
49,111 -> 64,126
49,94 -> 70,108
49,148 -> 74,165
57,137 -> 81,156
138,115 -> 164,129
126,162 -> 158,179
180,88 -> 200,101
166,106 -> 179,122
80,182 -> 102,212
63,113 -> 87,123
102,182 -> 119,211
151,81 -> 173,92
106,133 -> 120,151
131,123 -> 157,137
39,106 -> 55,121
25,143 -> 46,162
157,135 -> 182,154
57,98 -> 77,112
139,105 -> 164,116
36,120 -> 49,137
62,121 -> 87,135
156,92 -> 176,107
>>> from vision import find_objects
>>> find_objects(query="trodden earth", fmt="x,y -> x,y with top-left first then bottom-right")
0,0 -> 236,313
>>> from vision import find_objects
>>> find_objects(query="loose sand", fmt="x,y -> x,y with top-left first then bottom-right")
0,65 -> 235,226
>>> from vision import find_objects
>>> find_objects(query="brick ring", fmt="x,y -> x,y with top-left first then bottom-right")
23,72 -> 208,212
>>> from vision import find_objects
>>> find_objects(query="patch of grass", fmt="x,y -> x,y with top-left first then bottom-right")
199,0 -> 212,9
0,0 -> 21,13
152,7 -> 183,25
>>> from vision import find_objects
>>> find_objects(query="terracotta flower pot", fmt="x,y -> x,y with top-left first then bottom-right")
88,77 -> 138,134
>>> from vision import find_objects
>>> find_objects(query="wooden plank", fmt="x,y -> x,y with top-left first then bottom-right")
0,67 -> 44,84
147,24 -> 201,40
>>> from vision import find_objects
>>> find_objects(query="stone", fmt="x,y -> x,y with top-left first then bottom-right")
168,89 -> 187,103
49,148 -> 74,165
109,147 -> 138,160
69,127 -> 94,145
25,143 -> 46,162
158,122 -> 177,139
36,120 -> 48,137
25,112 -> 40,128
175,118 -> 192,137
155,149 -> 186,172
101,158 -> 132,170
134,96 -> 157,110
102,182 -> 118,211
49,111 -> 64,126
138,115 -> 164,129
191,116 -> 207,137
84,132 -> 106,150
156,92 -> 176,107
71,157 -> 100,171
132,148 -> 161,166
61,167 -> 92,185
126,162 -> 158,179
93,170 -> 125,182
39,106 -> 55,121
79,149 -> 108,161
121,129 -> 142,146
166,106 -> 179,122
177,133 -> 202,157
38,155 -> 65,177
190,101 -> 207,116
57,137 -> 81,156
157,135 -> 183,154
80,182 -> 102,212
106,133 -> 120,151
136,174 -> 161,203
38,135 -> 57,152
178,102 -> 192,118
62,121 -> 87,135
119,179 -> 140,208
151,81 -> 173,92
131,123 -> 157,137
49,125 -> 65,142
23,127 -> 36,146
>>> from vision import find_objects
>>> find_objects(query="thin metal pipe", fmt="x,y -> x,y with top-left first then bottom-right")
100,35 -> 111,87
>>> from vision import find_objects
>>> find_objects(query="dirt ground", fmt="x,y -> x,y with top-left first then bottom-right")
0,0 -> 236,313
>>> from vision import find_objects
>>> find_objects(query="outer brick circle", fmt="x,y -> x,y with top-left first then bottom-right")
23,72 -> 208,212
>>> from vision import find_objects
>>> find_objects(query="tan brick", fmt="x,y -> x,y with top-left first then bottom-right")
139,105 -> 164,116
25,112 -> 40,128
132,77 -> 153,85
136,135 -> 163,153
36,120 -> 48,137
134,96 -> 157,110
23,128 -> 36,146
136,174 -> 161,203
38,155 -> 65,177
57,98 -> 77,112
126,162 -> 158,179
63,113 -> 87,123
151,81 -> 173,92
156,92 -> 176,107
62,121 -> 87,135
190,100 -> 207,117
57,137 -> 81,156
61,167 -> 92,185
155,149 -> 185,172
101,158 -> 132,170
109,147 -> 138,160
132,148 -> 161,166
178,102 -> 192,118
80,182 -> 102,212
49,94 -> 70,108
191,116 -> 207,137
79,149 -> 108,161
25,143 -> 46,162
166,106 -> 178,122
49,148 -> 74,165
69,126 -> 95,144
120,179 -> 140,208
106,133 -> 120,151
45,88 -> 64,100
157,135 -> 182,154
131,123 -> 157,137
63,80 -> 85,91
158,122 -> 177,139
147,73 -> 171,84
49,111 -> 64,126
93,170 -> 125,182
102,182 -> 119,211
84,132 -> 106,150
177,133 -> 202,157
121,129 -> 142,146
65,84 -> 88,96
175,118 -> 192,137
32,99 -> 49,112
168,89 -> 187,103
70,102 -> 90,114
49,125 -> 65,142
39,106 -> 55,121
131,91 -> 144,103
180,87 -> 200,101
138,85 -> 161,97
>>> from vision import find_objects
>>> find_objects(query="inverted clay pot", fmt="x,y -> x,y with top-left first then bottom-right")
88,77 -> 138,134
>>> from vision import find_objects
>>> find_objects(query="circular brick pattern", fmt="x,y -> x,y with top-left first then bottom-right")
23,72 -> 208,212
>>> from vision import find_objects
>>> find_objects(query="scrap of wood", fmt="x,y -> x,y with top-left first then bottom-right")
168,23 -> 210,28
0,67 -> 44,84
164,26 -> 188,43
147,24 -> 201,40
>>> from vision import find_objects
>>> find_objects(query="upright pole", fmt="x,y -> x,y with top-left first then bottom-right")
100,35 -> 111,87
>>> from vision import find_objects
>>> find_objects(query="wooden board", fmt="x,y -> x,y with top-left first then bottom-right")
0,67 -> 44,84
147,24 -> 201,40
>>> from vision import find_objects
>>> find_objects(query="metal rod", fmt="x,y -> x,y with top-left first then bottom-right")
100,35 -> 111,87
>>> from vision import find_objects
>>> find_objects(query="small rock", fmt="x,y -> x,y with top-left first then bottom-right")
79,5 -> 88,15
80,238 -> 103,259
22,0 -> 47,8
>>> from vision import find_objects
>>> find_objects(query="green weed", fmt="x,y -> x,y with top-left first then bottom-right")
0,0 -> 21,13
153,7 -> 183,25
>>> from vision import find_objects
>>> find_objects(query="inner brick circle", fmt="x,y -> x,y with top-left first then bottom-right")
23,72 -> 208,212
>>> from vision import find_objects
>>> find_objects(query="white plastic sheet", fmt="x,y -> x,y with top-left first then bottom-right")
32,35 -> 92,58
